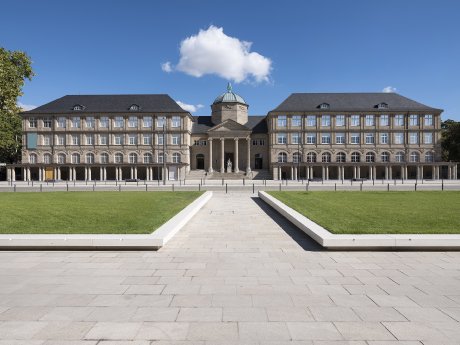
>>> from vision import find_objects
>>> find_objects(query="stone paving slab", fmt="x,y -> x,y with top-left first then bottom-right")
0,191 -> 459,343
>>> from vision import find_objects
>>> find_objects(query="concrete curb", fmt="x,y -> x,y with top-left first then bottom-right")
259,191 -> 460,250
0,191 -> 212,250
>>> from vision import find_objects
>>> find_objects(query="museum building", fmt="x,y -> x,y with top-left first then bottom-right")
5,85 -> 458,181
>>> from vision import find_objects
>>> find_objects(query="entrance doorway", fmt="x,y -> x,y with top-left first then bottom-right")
224,152 -> 234,172
255,154 -> 263,169
196,154 -> 205,169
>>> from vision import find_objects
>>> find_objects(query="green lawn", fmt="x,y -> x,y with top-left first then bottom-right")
268,191 -> 460,234
0,191 -> 202,234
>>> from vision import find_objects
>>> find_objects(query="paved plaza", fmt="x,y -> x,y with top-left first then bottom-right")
0,192 -> 460,344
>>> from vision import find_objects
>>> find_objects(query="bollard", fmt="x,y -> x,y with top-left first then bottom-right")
40,184 -> 42,192
373,179 -> 374,186
14,184 -> 16,192
32,180 -> 34,187
199,184 -> 201,191
279,183 -> 281,191
360,183 -> 362,191
442,179 -> 444,191
53,182 -> 55,187
92,184 -> 95,192
145,184 -> 148,192
394,179 -> 396,186
306,182 -> 309,191
252,183 -> 255,194
387,183 -> 390,192
137,181 -> 139,187
334,183 -> 336,191
225,183 -> 228,194
243,179 -> 245,186
85,180 -> 87,186
415,183 -> 417,191
66,183 -> 69,192
172,184 -> 175,192
73,181 -> 75,187
158,180 -> 160,186
116,180 -> 118,186
119,185 -> 121,192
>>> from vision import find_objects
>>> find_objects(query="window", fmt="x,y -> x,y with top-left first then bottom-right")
351,115 -> 360,127
71,153 -> 80,164
201,140 -> 208,146
252,139 -> 265,146
143,134 -> 152,145
73,105 -> 83,111
350,133 -> 360,144
58,117 -> 66,128
409,114 -> 419,126
322,152 -> 331,163
100,153 -> 109,164
378,102 -> 389,109
395,151 -> 405,162
99,134 -> 108,145
277,152 -> 287,163
172,116 -> 181,128
172,152 -> 181,163
395,114 -> 404,126
72,117 -> 80,128
58,154 -> 66,164
306,133 -> 316,144
277,133 -> 287,144
114,153 -> 123,163
409,132 -> 418,144
306,152 -> 316,163
394,133 -> 404,144
57,135 -> 65,146
43,135 -> 51,146
304,115 -> 315,127
129,104 -> 139,111
43,153 -> 52,164
100,117 -> 109,128
336,152 -> 346,163
128,134 -> 137,145
380,133 -> 388,144
114,134 -> 123,145
143,153 -> 153,163
157,116 -> 166,128
128,116 -> 138,128
365,133 -> 375,144
351,152 -> 360,163
114,116 -> 124,128
365,115 -> 375,126
381,152 -> 390,162
365,152 -> 375,162
43,117 -> 52,128
71,134 -> 80,145
129,153 -> 138,164
172,134 -> 180,145
292,115 -> 301,127
158,134 -> 164,145
321,133 -> 331,144
321,115 -> 331,126
143,116 -> 152,128
86,134 -> 94,145
335,133 -> 345,144
424,132 -> 433,144
158,153 -> 165,163
29,153 -> 37,164
293,152 -> 301,163
277,115 -> 287,127
86,153 -> 94,164
86,117 -> 94,128
410,151 -> 420,162
292,133 -> 301,144
424,114 -> 433,126
319,103 -> 329,109
425,152 -> 434,162
336,115 -> 345,126
380,115 -> 389,126
29,117 -> 37,128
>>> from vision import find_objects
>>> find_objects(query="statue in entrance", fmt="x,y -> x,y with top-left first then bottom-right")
227,158 -> 232,173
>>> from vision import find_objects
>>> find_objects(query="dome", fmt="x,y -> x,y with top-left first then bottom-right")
213,83 -> 247,105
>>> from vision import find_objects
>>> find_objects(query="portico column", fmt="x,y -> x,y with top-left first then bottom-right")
321,166 -> 325,180
84,167 -> 88,181
39,167 -> 42,181
246,137 -> 251,174
310,166 -> 314,179
208,138 -> 213,173
369,165 -> 372,180
420,165 -> 424,180
291,166 -> 294,180
134,167 -> 138,179
115,167 -> 119,181
234,138 -> 239,173
389,166 -> 393,180
100,167 -> 103,181
278,166 -> 281,180
306,166 -> 310,179
357,166 -> 361,179
385,166 -> 389,180
220,138 -> 225,173
88,167 -> 92,181
57,167 -> 61,180
325,166 -> 329,180
353,166 -> 357,179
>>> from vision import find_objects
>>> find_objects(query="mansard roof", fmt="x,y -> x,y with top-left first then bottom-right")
271,93 -> 442,113
191,116 -> 267,134
22,94 -> 189,114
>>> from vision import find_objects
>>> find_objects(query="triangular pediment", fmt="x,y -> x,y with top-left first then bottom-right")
207,119 -> 251,133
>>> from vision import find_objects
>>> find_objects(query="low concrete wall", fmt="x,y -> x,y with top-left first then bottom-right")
259,191 -> 460,250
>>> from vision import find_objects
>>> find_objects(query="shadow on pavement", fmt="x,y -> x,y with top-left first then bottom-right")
251,197 -> 323,252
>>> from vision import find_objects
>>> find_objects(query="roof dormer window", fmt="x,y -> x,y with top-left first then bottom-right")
73,104 -> 84,111
129,104 -> 140,111
319,103 -> 330,109
377,102 -> 389,109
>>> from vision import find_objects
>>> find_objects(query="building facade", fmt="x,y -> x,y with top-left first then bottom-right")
4,86 -> 458,181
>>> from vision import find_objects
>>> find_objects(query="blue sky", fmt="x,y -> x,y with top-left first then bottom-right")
2,0 -> 460,120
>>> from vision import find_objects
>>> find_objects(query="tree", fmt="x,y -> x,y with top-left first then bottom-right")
0,47 -> 34,163
441,119 -> 460,162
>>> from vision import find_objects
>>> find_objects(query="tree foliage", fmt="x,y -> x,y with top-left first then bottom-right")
0,47 -> 34,163
441,119 -> 460,162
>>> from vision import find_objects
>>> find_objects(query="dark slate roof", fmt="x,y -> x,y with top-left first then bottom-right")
191,116 -> 267,134
22,94 -> 189,114
271,93 -> 442,112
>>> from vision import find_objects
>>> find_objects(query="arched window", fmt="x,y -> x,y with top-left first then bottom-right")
410,151 -> 420,162
365,152 -> 375,163
71,153 -> 80,164
425,152 -> 434,162
306,152 -> 316,163
381,152 -> 390,162
293,152 -> 301,163
322,152 -> 331,163
29,153 -> 37,164
158,153 -> 165,163
143,153 -> 153,163
172,152 -> 181,163
129,104 -> 139,111
114,153 -> 123,163
86,153 -> 94,164
58,153 -> 66,164
277,152 -> 287,163
395,151 -> 405,162
336,152 -> 346,163
129,153 -> 138,164
100,153 -> 109,164
73,104 -> 83,111
43,153 -> 52,164
319,103 -> 330,109
351,152 -> 360,163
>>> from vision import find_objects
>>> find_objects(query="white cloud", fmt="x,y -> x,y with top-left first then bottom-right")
161,61 -> 173,73
17,102 -> 36,111
382,86 -> 397,93
171,25 -> 271,83
176,101 -> 204,113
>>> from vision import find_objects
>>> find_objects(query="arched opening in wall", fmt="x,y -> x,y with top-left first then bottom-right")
75,167 -> 85,180
254,153 -> 263,169
375,166 -> 386,179
196,154 -> 205,170
60,167 -> 69,181
90,167 -> 100,181
343,166 -> 354,180
106,167 -> 116,180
